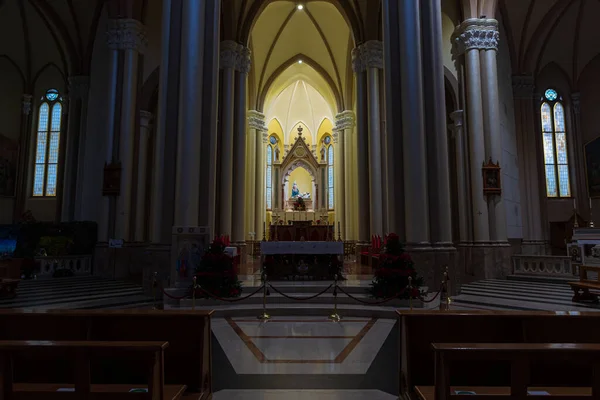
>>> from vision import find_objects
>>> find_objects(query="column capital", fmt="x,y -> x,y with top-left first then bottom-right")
220,40 -> 239,69
22,94 -> 32,115
248,110 -> 266,131
512,74 -> 535,99
352,41 -> 383,72
68,75 -> 90,98
140,110 -> 154,130
332,131 -> 339,144
571,92 -> 581,115
334,110 -> 355,131
452,18 -> 499,55
449,110 -> 464,138
106,18 -> 147,53
235,45 -> 252,74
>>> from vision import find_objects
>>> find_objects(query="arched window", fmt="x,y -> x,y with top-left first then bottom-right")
33,89 -> 63,197
266,136 -> 276,209
328,142 -> 334,209
541,88 -> 570,198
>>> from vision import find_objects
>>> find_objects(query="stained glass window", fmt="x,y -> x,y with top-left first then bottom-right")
33,90 -> 62,197
266,146 -> 273,209
540,91 -> 570,198
328,145 -> 334,209
269,136 -> 277,145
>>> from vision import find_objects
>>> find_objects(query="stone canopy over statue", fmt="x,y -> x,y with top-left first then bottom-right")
291,181 -> 310,199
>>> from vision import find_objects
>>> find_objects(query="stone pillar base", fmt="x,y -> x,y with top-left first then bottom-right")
143,244 -> 172,294
407,248 -> 458,296
521,240 -> 547,255
458,243 -> 513,280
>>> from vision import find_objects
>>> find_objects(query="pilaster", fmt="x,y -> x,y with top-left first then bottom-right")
335,110 -> 354,239
14,94 -> 33,221
135,111 -> 153,242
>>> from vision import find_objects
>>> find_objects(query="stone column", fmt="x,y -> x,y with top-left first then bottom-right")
14,94 -> 33,220
361,40 -> 384,236
150,0 -> 173,244
62,76 -> 89,222
219,41 -> 237,236
399,0 -> 429,247
352,47 -> 370,243
335,111 -> 354,239
107,18 -> 147,241
232,45 -> 251,243
571,93 -> 587,213
513,75 -> 545,254
478,19 -> 507,244
421,0 -> 453,248
332,131 -> 343,233
249,111 -> 267,239
135,111 -> 153,242
453,20 -> 490,243
450,111 -> 469,243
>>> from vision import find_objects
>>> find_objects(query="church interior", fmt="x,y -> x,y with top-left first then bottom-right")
1,0 -> 600,398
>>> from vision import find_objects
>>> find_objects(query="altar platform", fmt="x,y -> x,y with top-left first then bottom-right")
269,221 -> 334,241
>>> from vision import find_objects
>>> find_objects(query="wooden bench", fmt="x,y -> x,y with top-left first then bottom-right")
415,343 -> 600,399
0,340 -> 187,399
569,265 -> 600,302
397,311 -> 600,399
0,310 -> 213,400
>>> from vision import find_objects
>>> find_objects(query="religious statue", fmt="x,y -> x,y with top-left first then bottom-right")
275,146 -> 280,161
320,145 -> 326,162
292,181 -> 300,197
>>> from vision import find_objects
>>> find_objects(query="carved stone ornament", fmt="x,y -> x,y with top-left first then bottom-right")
482,157 -> 501,196
453,18 -> 499,55
220,40 -> 239,69
236,45 -> 252,74
334,110 -> 355,131
360,40 -> 383,70
140,110 -> 154,131
106,18 -> 147,53
21,94 -> 32,115
247,110 -> 266,131
262,131 -> 269,144
512,75 -> 535,99
332,131 -> 339,144
102,162 -> 122,196
351,47 -> 363,73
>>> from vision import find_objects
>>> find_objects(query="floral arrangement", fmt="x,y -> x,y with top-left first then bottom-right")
368,233 -> 423,299
293,196 -> 307,211
194,236 -> 242,298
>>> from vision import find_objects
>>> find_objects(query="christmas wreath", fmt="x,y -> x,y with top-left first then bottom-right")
368,233 -> 423,299
194,237 -> 242,298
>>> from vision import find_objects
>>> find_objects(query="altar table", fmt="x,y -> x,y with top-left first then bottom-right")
260,241 -> 343,280
261,241 -> 343,255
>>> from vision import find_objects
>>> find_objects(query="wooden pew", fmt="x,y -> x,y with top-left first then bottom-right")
414,343 -> 600,399
569,265 -> 600,302
0,310 -> 213,400
397,311 -> 600,399
0,340 -> 187,399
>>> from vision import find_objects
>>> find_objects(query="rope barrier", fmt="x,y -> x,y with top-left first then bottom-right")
268,283 -> 333,301
335,285 -> 413,305
195,284 -> 265,302
161,287 -> 190,300
418,289 -> 441,303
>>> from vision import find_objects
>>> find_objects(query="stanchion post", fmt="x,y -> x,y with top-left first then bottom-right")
329,274 -> 342,322
257,271 -> 270,320
152,272 -> 157,310
408,276 -> 413,311
192,276 -> 197,311
439,269 -> 448,311
445,265 -> 451,310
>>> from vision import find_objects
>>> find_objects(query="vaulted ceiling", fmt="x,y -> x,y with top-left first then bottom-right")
500,0 -> 600,87
249,1 -> 352,113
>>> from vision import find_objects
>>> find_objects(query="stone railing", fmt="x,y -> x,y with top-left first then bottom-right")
512,254 -> 574,277
36,255 -> 93,277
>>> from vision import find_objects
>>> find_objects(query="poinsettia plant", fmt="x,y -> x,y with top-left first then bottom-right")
293,197 -> 307,211
194,236 -> 242,298
368,233 -> 423,299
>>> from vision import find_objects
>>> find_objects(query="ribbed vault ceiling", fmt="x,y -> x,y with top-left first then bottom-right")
501,0 -> 600,85
249,0 -> 352,113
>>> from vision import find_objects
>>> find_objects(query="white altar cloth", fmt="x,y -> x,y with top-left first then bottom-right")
261,241 -> 343,255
